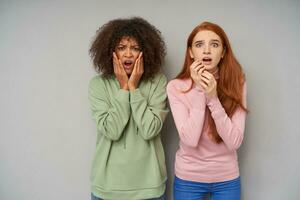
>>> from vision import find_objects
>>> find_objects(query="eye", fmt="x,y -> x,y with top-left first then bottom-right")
211,43 -> 219,48
116,46 -> 125,51
131,46 -> 141,52
195,43 -> 203,48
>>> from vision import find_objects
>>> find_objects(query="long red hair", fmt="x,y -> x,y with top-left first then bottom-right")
176,22 -> 248,143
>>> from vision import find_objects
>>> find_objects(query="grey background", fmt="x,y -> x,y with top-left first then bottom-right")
1,0 -> 299,199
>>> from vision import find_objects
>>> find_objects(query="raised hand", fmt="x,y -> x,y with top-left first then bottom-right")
128,52 -> 144,90
190,60 -> 206,88
113,52 -> 129,90
199,70 -> 217,98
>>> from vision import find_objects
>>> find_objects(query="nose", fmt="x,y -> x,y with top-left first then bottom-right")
203,45 -> 211,54
124,48 -> 133,57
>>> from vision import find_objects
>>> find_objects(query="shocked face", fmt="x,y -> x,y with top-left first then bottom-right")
115,37 -> 141,75
189,30 -> 225,70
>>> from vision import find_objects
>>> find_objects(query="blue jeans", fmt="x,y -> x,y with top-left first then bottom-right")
91,193 -> 165,200
173,176 -> 241,200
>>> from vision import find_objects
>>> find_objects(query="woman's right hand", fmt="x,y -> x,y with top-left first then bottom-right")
128,52 -> 143,91
190,60 -> 205,88
113,52 -> 129,90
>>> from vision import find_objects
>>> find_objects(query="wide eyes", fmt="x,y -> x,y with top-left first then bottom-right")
194,41 -> 220,48
195,43 -> 203,48
211,42 -> 219,48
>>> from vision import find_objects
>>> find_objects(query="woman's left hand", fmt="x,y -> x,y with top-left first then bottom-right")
128,52 -> 144,90
199,70 -> 218,98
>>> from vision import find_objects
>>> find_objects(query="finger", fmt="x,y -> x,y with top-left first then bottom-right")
113,52 -> 118,73
190,69 -> 197,77
117,58 -> 122,68
201,71 -> 213,80
118,59 -> 126,74
198,66 -> 206,74
139,57 -> 144,74
200,76 -> 210,84
190,60 -> 202,70
113,52 -> 122,70
194,61 -> 202,70
138,52 -> 142,66
135,53 -> 143,70
202,71 -> 214,78
113,52 -> 117,59
193,59 -> 201,64
132,58 -> 139,75
201,73 -> 210,80
140,52 -> 144,72
137,52 -> 143,71
191,65 -> 202,76
138,52 -> 143,60
199,80 -> 208,89
136,57 -> 140,74
113,52 -> 116,60
190,61 -> 201,75
194,65 -> 202,72
113,52 -> 119,64
196,65 -> 206,75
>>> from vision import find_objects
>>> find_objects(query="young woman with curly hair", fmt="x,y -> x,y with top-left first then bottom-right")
88,17 -> 168,200
167,22 -> 248,200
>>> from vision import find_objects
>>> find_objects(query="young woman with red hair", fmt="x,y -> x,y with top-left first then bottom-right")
167,22 -> 248,200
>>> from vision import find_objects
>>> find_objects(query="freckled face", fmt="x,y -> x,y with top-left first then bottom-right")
189,30 -> 225,70
115,37 -> 141,75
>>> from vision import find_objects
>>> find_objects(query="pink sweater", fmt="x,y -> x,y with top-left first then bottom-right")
167,78 -> 247,183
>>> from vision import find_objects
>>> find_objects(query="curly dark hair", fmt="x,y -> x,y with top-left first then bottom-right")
89,17 -> 166,80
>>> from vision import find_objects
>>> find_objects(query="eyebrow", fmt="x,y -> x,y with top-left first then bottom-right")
118,43 -> 140,47
211,39 -> 221,43
194,39 -> 221,44
194,40 -> 204,44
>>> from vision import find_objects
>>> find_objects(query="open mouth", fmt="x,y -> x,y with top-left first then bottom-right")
123,60 -> 133,69
202,57 -> 212,62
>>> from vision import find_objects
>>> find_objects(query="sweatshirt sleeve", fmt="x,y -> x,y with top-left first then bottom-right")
129,74 -> 169,140
206,82 -> 247,150
167,81 -> 207,147
88,76 -> 131,141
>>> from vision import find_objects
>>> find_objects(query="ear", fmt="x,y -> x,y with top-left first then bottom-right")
189,47 -> 194,59
221,47 -> 226,58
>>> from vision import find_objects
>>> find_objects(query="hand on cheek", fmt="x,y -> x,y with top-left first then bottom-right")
128,52 -> 144,90
113,52 -> 129,90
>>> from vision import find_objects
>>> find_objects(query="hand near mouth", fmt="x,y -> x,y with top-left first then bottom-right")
199,70 -> 217,98
190,60 -> 206,89
113,52 -> 129,90
128,52 -> 144,90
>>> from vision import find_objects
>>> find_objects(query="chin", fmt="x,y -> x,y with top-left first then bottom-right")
205,65 -> 217,70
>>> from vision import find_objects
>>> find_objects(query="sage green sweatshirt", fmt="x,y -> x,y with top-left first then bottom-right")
88,73 -> 169,200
